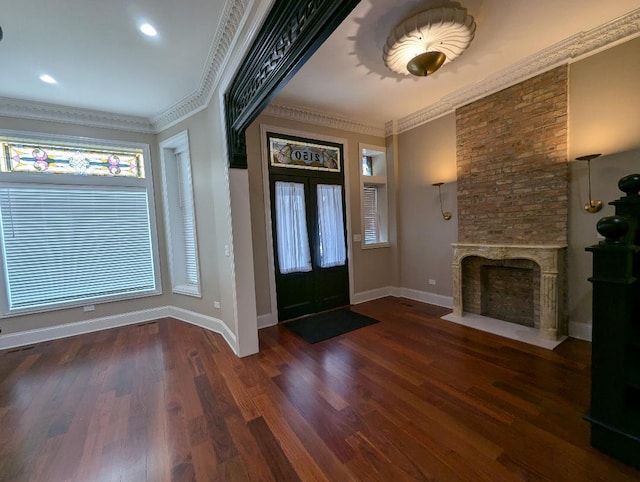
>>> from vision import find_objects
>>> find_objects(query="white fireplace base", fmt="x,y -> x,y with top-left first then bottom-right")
442,312 -> 567,350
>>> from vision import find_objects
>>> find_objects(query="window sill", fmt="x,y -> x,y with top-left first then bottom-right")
362,242 -> 390,250
363,176 -> 387,185
173,285 -> 202,298
0,289 -> 163,318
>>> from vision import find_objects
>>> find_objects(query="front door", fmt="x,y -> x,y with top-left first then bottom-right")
268,134 -> 349,321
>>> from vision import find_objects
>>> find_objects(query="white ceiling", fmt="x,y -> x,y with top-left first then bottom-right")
275,0 -> 640,128
0,0 -> 227,118
1,0 -> 639,131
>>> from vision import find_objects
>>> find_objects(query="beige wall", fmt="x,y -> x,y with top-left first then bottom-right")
395,36 -> 640,332
2,26 -> 637,349
568,36 -> 640,329
397,113 -> 457,297
156,109 -> 222,316
0,115 -> 170,335
0,1 -> 270,355
245,113 -> 391,318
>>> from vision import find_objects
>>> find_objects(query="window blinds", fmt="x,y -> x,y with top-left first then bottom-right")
176,151 -> 199,286
363,186 -> 379,244
0,185 -> 157,311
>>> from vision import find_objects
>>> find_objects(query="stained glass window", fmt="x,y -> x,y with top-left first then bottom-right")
269,135 -> 341,172
0,131 -> 159,316
0,141 -> 145,178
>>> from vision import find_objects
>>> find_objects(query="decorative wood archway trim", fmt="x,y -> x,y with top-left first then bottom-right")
224,0 -> 360,169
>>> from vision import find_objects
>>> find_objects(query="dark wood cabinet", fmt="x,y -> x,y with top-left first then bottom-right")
586,174 -> 640,469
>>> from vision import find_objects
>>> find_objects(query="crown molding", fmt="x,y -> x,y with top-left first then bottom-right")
264,9 -> 640,138
384,120 -> 395,137
1,6 -> 638,137
150,0 -> 249,132
396,8 -> 640,134
263,103 -> 386,138
0,96 -> 155,133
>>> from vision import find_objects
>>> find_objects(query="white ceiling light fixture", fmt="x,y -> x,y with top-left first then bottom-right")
139,23 -> 158,37
383,6 -> 476,77
39,74 -> 57,84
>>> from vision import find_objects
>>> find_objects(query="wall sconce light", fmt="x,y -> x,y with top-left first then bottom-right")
576,153 -> 602,213
432,182 -> 452,220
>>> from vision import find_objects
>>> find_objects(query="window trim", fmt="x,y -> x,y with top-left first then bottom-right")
159,130 -> 201,297
360,143 -> 390,249
0,129 -> 162,317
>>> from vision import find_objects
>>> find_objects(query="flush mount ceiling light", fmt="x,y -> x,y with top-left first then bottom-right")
383,6 -> 476,77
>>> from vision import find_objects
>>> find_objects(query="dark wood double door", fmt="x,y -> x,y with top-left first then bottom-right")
270,171 -> 349,322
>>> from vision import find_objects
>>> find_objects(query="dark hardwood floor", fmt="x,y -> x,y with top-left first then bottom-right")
1,297 -> 639,481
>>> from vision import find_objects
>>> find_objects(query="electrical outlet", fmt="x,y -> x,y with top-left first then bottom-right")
224,244 -> 230,257
428,279 -> 436,285
214,301 -> 221,309
353,234 -> 362,242
83,304 -> 95,312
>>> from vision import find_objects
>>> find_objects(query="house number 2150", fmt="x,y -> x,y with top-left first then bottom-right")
292,148 -> 320,163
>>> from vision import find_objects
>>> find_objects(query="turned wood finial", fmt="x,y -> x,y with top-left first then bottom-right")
596,215 -> 629,244
618,173 -> 640,196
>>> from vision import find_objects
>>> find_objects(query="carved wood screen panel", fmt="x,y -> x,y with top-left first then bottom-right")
224,0 -> 360,169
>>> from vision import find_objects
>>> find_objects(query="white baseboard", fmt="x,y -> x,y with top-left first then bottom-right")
351,286 -> 453,308
257,313 -> 277,329
0,306 -> 171,351
256,288 -> 396,327
2,295 -> 582,355
352,286 -> 393,304
568,321 -> 592,341
168,306 -> 237,354
392,287 -> 454,309
0,305 -> 239,355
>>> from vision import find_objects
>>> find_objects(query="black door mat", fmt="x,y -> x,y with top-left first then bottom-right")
283,308 -> 379,344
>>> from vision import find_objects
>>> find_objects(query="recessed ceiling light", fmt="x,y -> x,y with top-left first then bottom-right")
140,23 -> 157,37
40,74 -> 57,84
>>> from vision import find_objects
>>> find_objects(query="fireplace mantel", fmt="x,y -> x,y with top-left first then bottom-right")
452,243 -> 567,341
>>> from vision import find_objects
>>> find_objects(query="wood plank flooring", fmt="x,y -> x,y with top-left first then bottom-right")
1,297 -> 639,481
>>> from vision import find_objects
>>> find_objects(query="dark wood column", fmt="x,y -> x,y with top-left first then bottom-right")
586,174 -> 640,470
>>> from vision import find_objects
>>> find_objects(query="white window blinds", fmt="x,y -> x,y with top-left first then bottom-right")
363,185 -> 379,245
316,184 -> 346,268
159,131 -> 200,297
0,186 -> 157,311
275,181 -> 312,274
176,151 -> 199,287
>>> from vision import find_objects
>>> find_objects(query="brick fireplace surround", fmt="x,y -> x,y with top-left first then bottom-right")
446,66 -> 569,348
